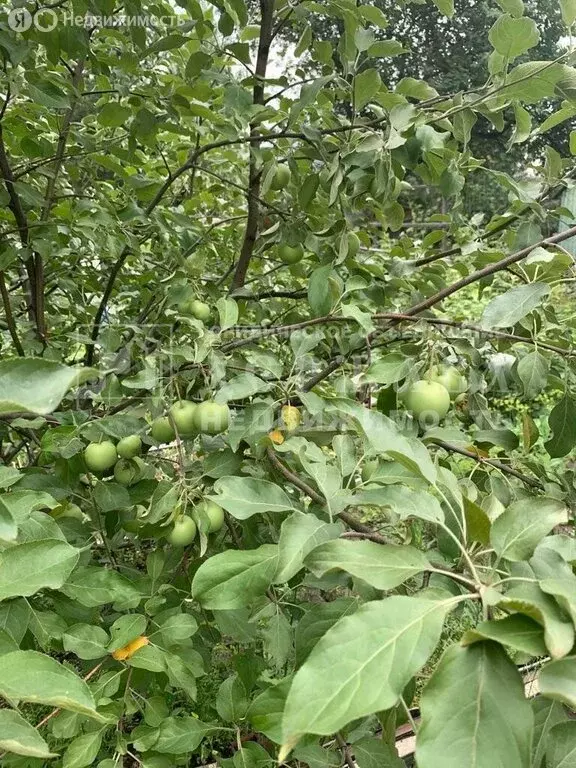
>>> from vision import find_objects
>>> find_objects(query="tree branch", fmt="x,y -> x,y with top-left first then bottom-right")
0,271 -> 24,356
266,446 -> 390,543
229,0 -> 275,292
431,439 -> 543,488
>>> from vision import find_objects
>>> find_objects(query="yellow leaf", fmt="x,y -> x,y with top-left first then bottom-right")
269,429 -> 285,445
111,635 -> 149,661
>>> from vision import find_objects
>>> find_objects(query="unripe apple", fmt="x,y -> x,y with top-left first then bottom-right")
117,435 -> 142,459
193,401 -> 230,435
84,441 -> 117,473
430,365 -> 468,398
270,164 -> 291,190
404,380 -> 450,424
279,244 -> 304,264
169,400 -> 197,436
347,232 -> 361,257
167,515 -> 197,546
196,499 -> 225,533
114,458 -> 141,486
151,417 -> 175,443
189,299 -> 211,322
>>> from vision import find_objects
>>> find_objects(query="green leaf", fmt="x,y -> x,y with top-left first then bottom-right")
545,394 -> 576,458
509,103 -> 532,145
216,674 -> 249,722
532,698 -> 567,768
128,644 -> 167,673
62,566 -> 141,608
295,25 -> 312,57
489,14 -> 540,59
304,540 -> 430,590
299,174 -> 319,209
63,731 -> 103,768
192,544 -> 279,609
354,737 -> 404,768
0,709 -> 57,758
0,497 -> 17,542
353,485 -> 444,524
282,595 -> 454,744
262,609 -> 293,671
560,0 -> 576,26
415,643 -> 533,768
308,266 -> 336,317
63,624 -> 110,660
153,717 -> 217,754
517,351 -> 548,398
274,512 -> 342,583
0,540 -> 79,600
496,0 -> 524,16
546,722 -> 576,767
294,598 -> 359,665
539,657 -> 576,708
0,359 -> 96,415
353,69 -> 381,110
0,651 -> 103,720
431,0 -> 454,16
362,354 -> 412,385
209,477 -> 297,519
0,598 -> 29,643
490,497 -> 568,561
93,481 -> 131,513
367,40 -> 408,57
359,5 -> 388,26
217,297 -> 239,330
247,678 -> 291,743
480,283 -> 550,328
538,534 -> 576,564
328,400 -> 436,483
157,612 -> 198,643
108,613 -> 147,651
97,102 -> 131,128
216,373 -> 272,402
491,584 -> 574,658
462,615 -> 547,656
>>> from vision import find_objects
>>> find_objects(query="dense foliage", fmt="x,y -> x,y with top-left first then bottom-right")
1,0 -> 576,765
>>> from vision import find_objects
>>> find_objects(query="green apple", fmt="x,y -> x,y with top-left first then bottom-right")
431,365 -> 467,398
279,244 -> 304,264
169,400 -> 197,436
84,441 -> 117,473
193,401 -> 231,435
189,299 -> 211,322
117,435 -> 142,459
196,499 -> 225,533
347,232 -> 361,257
167,515 -> 197,546
404,380 -> 450,423
454,393 -> 472,424
114,458 -> 141,486
270,164 -> 291,190
151,417 -> 175,443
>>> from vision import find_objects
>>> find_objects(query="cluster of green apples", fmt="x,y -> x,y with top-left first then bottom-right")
166,499 -> 225,546
278,231 -> 360,266
84,434 -> 145,486
150,400 -> 230,444
403,365 -> 468,424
